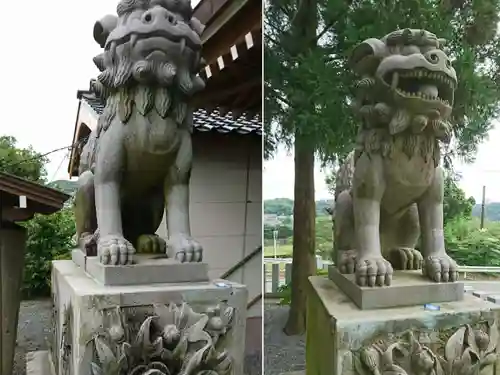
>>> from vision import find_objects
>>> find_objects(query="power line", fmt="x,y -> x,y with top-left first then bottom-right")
51,153 -> 69,181
0,136 -> 89,172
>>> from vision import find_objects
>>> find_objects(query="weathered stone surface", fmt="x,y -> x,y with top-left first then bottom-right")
306,276 -> 500,375
332,29 -> 460,288
72,249 -> 209,285
74,0 -> 207,266
51,260 -> 247,375
328,266 -> 464,309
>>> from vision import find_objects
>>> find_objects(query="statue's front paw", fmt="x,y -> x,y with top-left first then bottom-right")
98,235 -> 135,265
423,254 -> 458,282
356,256 -> 393,287
167,234 -> 203,263
389,247 -> 423,270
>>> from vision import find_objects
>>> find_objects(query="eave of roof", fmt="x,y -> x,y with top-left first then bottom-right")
76,91 -> 262,136
0,172 -> 70,212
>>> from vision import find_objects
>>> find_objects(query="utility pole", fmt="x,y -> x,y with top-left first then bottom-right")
480,185 -> 486,229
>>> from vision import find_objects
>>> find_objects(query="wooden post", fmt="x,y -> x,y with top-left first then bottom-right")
480,185 -> 486,229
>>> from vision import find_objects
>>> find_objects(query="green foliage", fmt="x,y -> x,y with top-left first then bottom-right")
276,268 -> 328,305
0,136 -> 48,182
264,198 -> 294,216
22,208 -> 75,298
315,216 -> 333,259
265,0 -> 500,163
443,173 -> 476,223
0,134 -> 75,298
445,217 -> 500,266
264,223 -> 294,240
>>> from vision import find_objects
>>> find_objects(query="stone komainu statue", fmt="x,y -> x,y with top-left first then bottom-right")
333,29 -> 459,287
73,0 -> 206,265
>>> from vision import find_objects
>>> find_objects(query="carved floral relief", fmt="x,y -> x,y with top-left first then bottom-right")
343,321 -> 499,375
85,302 -> 235,375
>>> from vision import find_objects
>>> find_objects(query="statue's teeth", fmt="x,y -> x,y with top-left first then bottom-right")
131,34 -> 138,48
391,72 -> 399,89
180,38 -> 186,54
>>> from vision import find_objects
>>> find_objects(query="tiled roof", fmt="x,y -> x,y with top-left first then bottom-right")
78,92 -> 261,136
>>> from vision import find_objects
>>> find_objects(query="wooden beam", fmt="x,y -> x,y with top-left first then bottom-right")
193,0 -> 233,26
202,0 -> 261,64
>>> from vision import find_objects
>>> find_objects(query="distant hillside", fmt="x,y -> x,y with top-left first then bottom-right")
264,198 -> 334,217
48,180 -> 78,195
472,202 -> 500,222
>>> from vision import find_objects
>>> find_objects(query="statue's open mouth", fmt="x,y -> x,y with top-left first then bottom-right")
383,68 -> 455,107
106,29 -> 200,53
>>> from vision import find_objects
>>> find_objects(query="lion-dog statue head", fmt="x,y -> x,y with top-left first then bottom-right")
349,29 -> 458,164
90,0 -> 205,126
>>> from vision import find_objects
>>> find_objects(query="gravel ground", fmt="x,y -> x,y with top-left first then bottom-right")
264,303 -> 305,375
13,299 -> 262,375
14,299 -> 53,375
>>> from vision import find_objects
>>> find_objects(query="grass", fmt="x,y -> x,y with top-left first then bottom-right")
264,244 -> 293,257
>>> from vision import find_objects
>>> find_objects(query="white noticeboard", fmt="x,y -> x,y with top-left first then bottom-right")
19,195 -> 27,209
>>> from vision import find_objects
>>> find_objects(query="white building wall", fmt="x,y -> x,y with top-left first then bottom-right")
156,132 -> 262,317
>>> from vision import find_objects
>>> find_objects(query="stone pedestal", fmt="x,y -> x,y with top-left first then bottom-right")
0,225 -> 26,375
328,266 -> 464,309
306,276 -> 500,375
51,260 -> 248,375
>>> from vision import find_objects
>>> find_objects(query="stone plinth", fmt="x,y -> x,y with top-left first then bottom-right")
72,249 -> 209,285
51,260 -> 248,375
328,266 -> 464,309
306,276 -> 500,375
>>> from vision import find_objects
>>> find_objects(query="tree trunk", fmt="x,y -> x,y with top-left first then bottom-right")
284,134 -> 316,335
283,0 -> 318,336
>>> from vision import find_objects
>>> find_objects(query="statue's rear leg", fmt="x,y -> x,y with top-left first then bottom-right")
387,204 -> 423,270
122,190 -> 167,254
74,171 -> 98,255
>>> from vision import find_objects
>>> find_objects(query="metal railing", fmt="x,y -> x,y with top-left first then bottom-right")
263,256 -> 333,297
221,246 -> 263,309
263,257 -> 500,298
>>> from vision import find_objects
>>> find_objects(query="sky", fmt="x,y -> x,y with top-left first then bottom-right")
1,1 -> 500,203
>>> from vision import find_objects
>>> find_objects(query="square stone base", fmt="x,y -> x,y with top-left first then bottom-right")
51,260 -> 248,375
306,276 -> 500,375
328,266 -> 464,309
72,249 -> 209,285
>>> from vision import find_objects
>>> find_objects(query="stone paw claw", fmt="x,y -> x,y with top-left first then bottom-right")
423,254 -> 458,283
167,234 -> 203,263
98,235 -> 135,265
389,247 -> 423,270
136,234 -> 167,254
337,249 -> 357,274
356,256 -> 393,287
